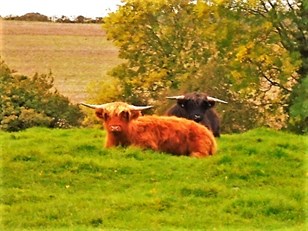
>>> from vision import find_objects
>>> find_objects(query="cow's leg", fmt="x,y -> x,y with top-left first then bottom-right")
133,138 -> 158,152
145,142 -> 158,151
105,134 -> 119,148
190,151 -> 209,158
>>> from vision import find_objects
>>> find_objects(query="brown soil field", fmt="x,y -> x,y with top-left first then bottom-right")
0,20 -> 123,103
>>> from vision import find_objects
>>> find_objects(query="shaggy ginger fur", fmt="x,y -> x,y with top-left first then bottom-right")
95,102 -> 217,157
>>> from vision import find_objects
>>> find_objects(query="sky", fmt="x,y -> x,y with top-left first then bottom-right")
0,0 -> 122,18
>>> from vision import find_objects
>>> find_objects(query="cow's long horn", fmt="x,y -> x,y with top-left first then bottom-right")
207,96 -> 228,104
79,103 -> 107,109
128,105 -> 153,111
166,95 -> 185,100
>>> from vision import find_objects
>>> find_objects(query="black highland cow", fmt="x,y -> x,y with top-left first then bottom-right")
165,92 -> 227,137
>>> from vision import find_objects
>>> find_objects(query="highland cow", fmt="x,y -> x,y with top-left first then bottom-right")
165,92 -> 227,137
80,102 -> 217,157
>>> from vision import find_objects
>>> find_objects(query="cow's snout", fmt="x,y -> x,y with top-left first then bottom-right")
109,125 -> 122,133
193,114 -> 203,122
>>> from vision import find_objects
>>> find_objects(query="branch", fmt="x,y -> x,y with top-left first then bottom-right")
260,72 -> 291,93
286,0 -> 295,13
269,0 -> 276,9
290,73 -> 299,83
252,61 -> 292,93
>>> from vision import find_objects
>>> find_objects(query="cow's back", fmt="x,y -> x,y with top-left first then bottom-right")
128,115 -> 216,156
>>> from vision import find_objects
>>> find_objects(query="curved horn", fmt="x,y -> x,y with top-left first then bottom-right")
128,105 -> 153,111
79,103 -> 107,109
166,95 -> 185,100
207,96 -> 228,104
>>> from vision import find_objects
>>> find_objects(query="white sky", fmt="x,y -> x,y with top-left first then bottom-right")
0,0 -> 123,18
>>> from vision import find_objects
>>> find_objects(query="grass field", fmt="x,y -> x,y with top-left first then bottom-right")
1,127 -> 307,230
0,20 -> 122,103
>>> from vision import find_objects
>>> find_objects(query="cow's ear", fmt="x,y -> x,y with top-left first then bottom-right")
130,110 -> 141,120
95,108 -> 105,119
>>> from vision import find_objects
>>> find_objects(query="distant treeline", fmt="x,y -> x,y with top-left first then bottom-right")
3,12 -> 103,23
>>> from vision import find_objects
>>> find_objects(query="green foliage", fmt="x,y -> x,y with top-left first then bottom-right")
101,0 -> 303,132
228,0 -> 307,131
288,75 -> 308,133
1,127 -> 306,230
103,0 -> 203,103
0,60 -> 84,131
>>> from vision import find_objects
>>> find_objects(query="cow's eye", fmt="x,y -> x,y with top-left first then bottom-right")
103,113 -> 109,121
204,101 -> 215,108
180,103 -> 185,108
120,111 -> 130,121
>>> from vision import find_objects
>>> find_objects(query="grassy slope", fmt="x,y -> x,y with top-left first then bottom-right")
1,128 -> 307,231
0,20 -> 122,102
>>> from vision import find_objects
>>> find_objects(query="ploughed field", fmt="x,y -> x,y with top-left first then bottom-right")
0,20 -> 122,103
1,127 -> 307,230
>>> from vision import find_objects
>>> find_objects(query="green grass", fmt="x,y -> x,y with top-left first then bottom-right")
0,20 -> 122,102
1,127 -> 307,230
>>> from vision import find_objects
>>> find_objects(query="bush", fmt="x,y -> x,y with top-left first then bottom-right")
0,60 -> 84,131
0,108 -> 52,131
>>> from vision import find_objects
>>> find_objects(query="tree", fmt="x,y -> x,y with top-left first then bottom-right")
288,74 -> 308,133
226,0 -> 307,132
5,13 -> 50,22
76,15 -> 85,23
101,0 -> 303,132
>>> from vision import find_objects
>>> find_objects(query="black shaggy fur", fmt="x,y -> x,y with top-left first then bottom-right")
166,92 -> 221,137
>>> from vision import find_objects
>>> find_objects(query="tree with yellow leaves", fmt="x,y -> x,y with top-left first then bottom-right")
98,0 -> 305,132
